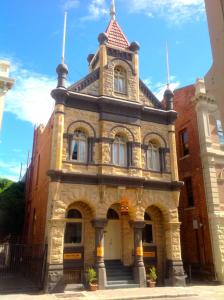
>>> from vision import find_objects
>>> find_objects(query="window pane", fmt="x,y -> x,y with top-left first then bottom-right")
79,140 -> 86,162
64,223 -> 82,244
72,141 -> 78,160
113,143 -> 119,165
142,224 -> 153,244
119,144 -> 125,165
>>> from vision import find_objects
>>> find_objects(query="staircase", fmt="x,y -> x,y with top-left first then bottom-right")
105,260 -> 139,289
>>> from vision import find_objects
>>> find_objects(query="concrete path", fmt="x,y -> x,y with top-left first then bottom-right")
0,285 -> 224,300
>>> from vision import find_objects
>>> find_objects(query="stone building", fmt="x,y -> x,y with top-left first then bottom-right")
25,2 -> 186,292
204,0 -> 224,126
0,60 -> 14,131
174,79 -> 224,282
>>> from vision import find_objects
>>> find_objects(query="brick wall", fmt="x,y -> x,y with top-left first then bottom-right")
24,116 -> 53,244
174,85 -> 214,273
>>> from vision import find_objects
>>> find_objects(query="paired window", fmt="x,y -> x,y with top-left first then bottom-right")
112,134 -> 127,166
114,66 -> 127,94
70,130 -> 87,162
145,142 -> 160,171
142,212 -> 153,244
64,209 -> 83,245
184,177 -> 194,207
180,129 -> 189,157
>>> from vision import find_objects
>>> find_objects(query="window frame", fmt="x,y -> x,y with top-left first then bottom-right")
184,177 -> 194,207
114,66 -> 127,95
179,129 -> 190,157
70,130 -> 88,163
112,134 -> 127,167
145,142 -> 160,172
64,209 -> 83,247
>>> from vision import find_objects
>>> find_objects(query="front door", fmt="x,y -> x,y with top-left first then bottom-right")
104,220 -> 121,260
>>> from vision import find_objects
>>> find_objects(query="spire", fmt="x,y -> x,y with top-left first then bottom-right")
61,11 -> 67,64
110,0 -> 116,20
163,42 -> 174,110
166,41 -> 170,89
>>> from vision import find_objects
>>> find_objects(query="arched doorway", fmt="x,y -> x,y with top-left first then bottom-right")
104,208 -> 122,260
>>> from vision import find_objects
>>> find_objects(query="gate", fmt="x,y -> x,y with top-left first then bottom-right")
0,243 -> 47,292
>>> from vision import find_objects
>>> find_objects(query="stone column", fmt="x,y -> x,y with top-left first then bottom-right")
130,221 -> 146,287
92,218 -> 108,289
45,219 -> 66,293
165,222 -> 186,286
168,124 -> 179,181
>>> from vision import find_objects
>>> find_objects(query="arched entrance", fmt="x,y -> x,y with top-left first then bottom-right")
104,207 -> 122,260
143,205 -> 166,284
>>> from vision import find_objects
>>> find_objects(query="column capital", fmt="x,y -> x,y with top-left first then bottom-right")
129,220 -> 145,229
92,218 -> 108,228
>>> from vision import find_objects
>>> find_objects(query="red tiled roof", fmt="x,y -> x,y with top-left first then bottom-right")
105,19 -> 130,49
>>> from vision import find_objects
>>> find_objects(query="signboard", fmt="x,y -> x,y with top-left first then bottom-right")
97,246 -> 104,257
64,253 -> 82,260
143,251 -> 156,258
136,246 -> 143,256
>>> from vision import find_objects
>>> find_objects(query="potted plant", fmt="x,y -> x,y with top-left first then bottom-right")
86,267 -> 98,291
146,266 -> 157,287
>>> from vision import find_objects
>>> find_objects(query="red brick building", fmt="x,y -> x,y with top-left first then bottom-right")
174,85 -> 214,279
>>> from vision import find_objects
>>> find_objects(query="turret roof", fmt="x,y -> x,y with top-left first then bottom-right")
105,19 -> 130,49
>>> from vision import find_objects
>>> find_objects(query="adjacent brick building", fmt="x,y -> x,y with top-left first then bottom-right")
174,84 -> 214,278
174,79 -> 224,282
25,3 -> 186,292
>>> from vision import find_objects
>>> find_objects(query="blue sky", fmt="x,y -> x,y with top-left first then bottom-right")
0,0 -> 211,181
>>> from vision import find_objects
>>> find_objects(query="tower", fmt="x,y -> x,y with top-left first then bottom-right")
0,60 -> 14,131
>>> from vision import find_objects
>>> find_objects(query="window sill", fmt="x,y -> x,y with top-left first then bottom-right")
179,154 -> 190,160
184,206 -> 195,211
64,244 -> 83,247
63,160 -> 95,166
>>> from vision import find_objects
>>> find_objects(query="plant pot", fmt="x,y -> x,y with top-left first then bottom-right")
89,282 -> 98,291
149,280 -> 156,287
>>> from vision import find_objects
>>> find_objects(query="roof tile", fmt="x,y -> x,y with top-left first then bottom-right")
105,19 -> 130,49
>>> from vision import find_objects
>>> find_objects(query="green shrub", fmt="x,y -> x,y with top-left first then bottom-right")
86,267 -> 97,284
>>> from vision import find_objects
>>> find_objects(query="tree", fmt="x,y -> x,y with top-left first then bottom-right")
0,178 -> 25,241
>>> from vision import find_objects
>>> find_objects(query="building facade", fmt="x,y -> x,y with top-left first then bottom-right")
204,0 -> 224,126
0,60 -> 14,131
25,9 -> 186,292
174,79 -> 224,283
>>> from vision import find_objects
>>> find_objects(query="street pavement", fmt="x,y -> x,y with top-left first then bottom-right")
0,285 -> 224,300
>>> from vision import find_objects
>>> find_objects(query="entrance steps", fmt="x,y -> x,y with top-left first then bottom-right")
105,260 -> 138,289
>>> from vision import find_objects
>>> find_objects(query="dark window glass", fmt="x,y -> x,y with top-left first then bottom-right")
144,212 -> 152,221
67,209 -> 82,219
107,208 -> 119,219
72,142 -> 78,160
180,129 -> 189,156
185,177 -> 194,207
216,120 -> 224,144
64,223 -> 82,244
142,224 -> 153,244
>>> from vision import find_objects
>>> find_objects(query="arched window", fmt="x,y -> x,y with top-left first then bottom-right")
107,208 -> 119,220
142,212 -> 153,244
114,66 -> 127,94
146,142 -> 160,171
71,130 -> 87,162
112,134 -> 127,166
64,209 -> 83,245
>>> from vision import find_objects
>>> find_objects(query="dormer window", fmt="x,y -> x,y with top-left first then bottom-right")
114,66 -> 127,94
71,130 -> 87,162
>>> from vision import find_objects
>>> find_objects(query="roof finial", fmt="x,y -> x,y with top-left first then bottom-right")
110,0 -> 116,20
166,41 -> 170,89
62,11 -> 67,64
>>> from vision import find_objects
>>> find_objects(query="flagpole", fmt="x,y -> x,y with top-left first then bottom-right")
62,11 -> 67,64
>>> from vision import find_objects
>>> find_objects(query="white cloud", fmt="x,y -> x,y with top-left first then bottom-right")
144,76 -> 180,100
129,0 -> 205,24
81,0 -> 108,21
60,0 -> 80,11
4,59 -> 56,126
